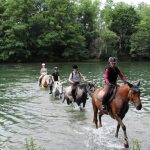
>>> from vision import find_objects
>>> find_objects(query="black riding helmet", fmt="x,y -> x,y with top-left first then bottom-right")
108,57 -> 117,63
72,65 -> 78,69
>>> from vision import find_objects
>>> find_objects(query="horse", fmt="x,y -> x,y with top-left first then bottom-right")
92,81 -> 142,148
63,83 -> 95,110
40,75 -> 51,88
52,81 -> 63,98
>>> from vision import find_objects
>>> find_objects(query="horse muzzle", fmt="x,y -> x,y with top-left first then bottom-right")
136,103 -> 142,110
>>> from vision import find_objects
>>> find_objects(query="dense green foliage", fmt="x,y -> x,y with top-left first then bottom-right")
0,0 -> 149,62
130,3 -> 150,59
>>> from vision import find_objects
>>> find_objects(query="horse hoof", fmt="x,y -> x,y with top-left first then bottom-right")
124,143 -> 129,148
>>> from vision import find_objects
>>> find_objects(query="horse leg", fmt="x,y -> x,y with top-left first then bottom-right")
98,112 -> 103,127
115,115 -> 129,148
67,98 -> 70,105
93,108 -> 98,128
115,123 -> 120,138
62,97 -> 65,103
79,103 -> 82,111
92,99 -> 98,128
83,99 -> 86,108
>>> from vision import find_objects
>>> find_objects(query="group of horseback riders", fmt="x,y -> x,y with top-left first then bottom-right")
38,56 -> 127,110
38,63 -> 60,94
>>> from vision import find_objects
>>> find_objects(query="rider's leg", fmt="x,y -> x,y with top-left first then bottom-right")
39,75 -> 43,86
102,84 -> 114,110
72,83 -> 77,102
49,81 -> 53,94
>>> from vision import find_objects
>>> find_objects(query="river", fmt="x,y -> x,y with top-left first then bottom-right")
0,62 -> 150,150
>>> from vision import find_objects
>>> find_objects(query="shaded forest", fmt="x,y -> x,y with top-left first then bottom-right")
0,0 -> 150,62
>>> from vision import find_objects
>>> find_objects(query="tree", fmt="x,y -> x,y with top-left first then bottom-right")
109,2 -> 140,57
130,3 -> 150,59
77,0 -> 100,50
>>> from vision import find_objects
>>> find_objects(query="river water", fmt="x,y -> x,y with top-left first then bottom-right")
0,62 -> 150,150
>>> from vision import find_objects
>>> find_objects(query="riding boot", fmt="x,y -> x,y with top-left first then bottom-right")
72,89 -> 77,102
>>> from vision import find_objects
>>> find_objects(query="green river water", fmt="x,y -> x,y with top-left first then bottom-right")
0,62 -> 150,150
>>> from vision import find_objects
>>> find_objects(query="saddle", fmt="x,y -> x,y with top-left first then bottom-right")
108,86 -> 118,103
97,85 -> 119,111
105,86 -> 117,111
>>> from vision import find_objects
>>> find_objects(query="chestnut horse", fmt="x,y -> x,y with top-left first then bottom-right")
92,81 -> 142,148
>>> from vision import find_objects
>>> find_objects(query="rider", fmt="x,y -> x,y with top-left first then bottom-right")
68,65 -> 85,102
39,63 -> 47,86
49,67 -> 60,94
102,57 -> 127,110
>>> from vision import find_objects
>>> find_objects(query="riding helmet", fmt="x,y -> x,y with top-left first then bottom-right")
54,66 -> 58,70
108,57 -> 117,63
72,65 -> 78,69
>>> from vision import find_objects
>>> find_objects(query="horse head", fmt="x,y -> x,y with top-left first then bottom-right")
127,81 -> 142,110
53,81 -> 63,97
78,82 -> 95,94
86,83 -> 96,95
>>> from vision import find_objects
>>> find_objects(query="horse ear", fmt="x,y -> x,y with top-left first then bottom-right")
127,82 -> 133,88
136,81 -> 140,87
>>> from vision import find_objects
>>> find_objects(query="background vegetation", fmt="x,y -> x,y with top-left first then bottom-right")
0,0 -> 149,62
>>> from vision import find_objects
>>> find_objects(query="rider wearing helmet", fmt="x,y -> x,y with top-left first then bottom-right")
49,67 -> 60,94
38,63 -> 47,86
68,65 -> 85,102
52,67 -> 60,82
102,57 -> 126,110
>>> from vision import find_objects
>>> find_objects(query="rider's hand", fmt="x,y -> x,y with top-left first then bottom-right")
108,83 -> 115,87
123,80 -> 128,84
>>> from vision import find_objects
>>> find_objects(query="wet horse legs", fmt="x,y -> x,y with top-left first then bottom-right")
115,123 -> 120,138
115,115 -> 129,148
92,100 -> 98,128
98,113 -> 103,127
94,108 -> 98,128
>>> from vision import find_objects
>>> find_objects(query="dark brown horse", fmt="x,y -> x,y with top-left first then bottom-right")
92,81 -> 142,148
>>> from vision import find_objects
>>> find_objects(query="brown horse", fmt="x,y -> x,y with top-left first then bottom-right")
92,81 -> 142,148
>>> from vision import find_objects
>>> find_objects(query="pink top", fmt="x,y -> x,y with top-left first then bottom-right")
104,67 -> 126,84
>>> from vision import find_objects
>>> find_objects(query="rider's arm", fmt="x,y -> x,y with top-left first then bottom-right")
104,68 -> 109,84
52,76 -> 54,82
40,68 -> 42,74
45,68 -> 48,74
58,76 -> 60,82
118,68 -> 126,81
52,73 -> 55,82
68,73 -> 74,84
57,73 -> 60,82
80,73 -> 85,81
